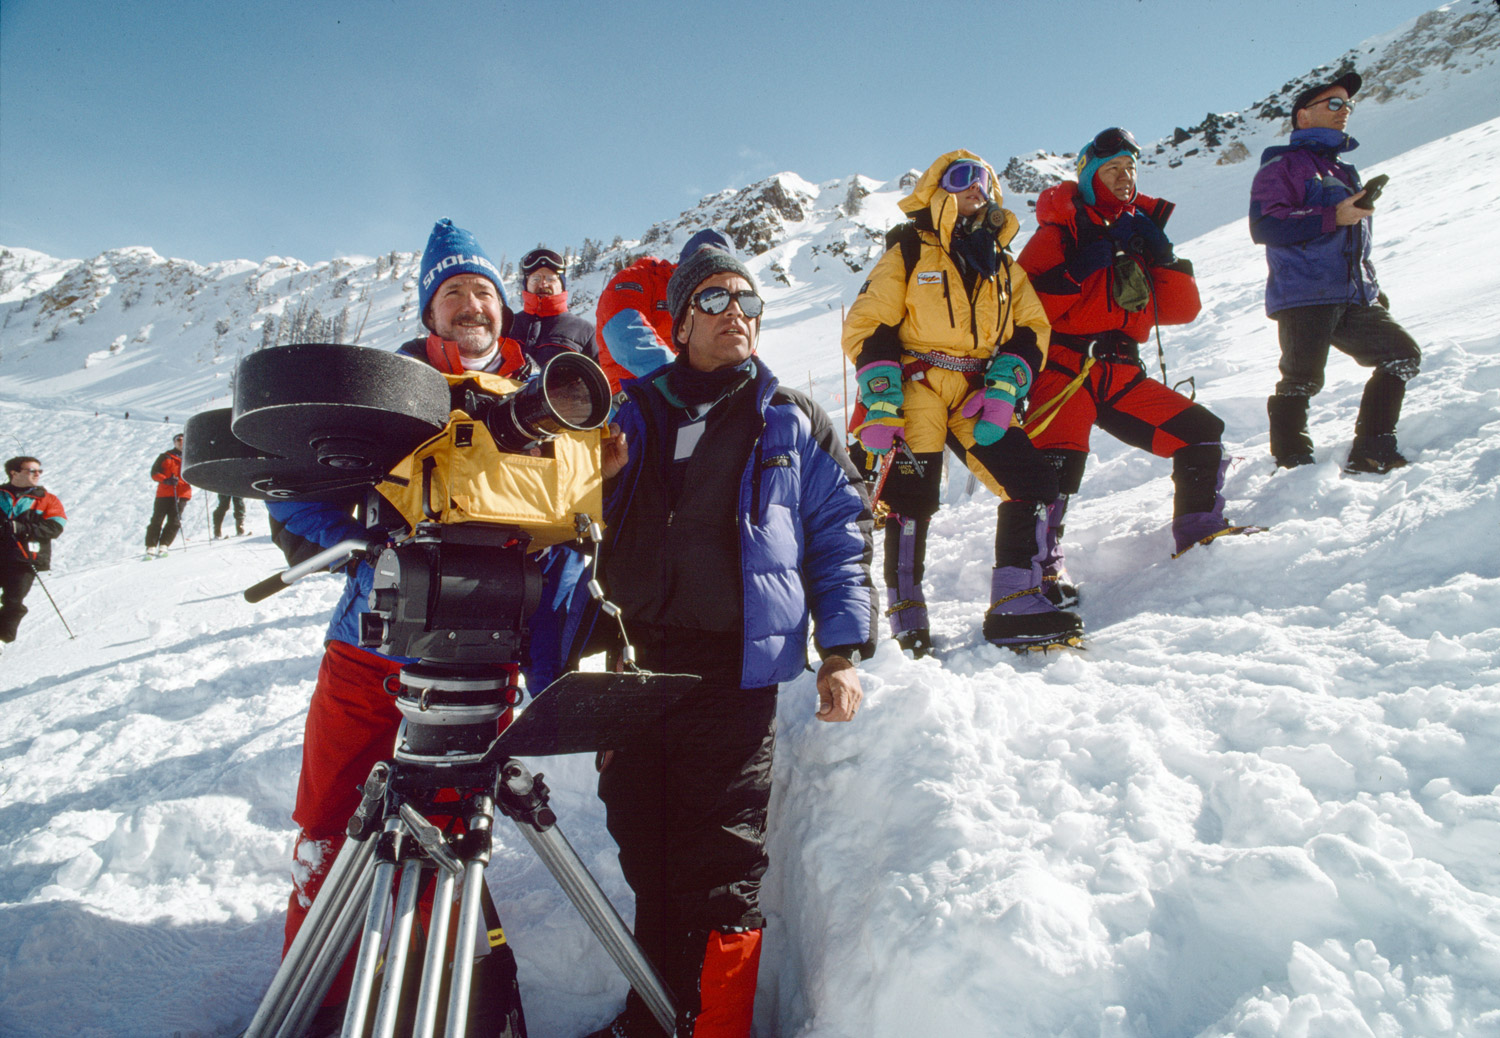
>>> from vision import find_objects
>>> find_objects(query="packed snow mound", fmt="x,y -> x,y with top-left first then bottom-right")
1,113 -> 1498,1037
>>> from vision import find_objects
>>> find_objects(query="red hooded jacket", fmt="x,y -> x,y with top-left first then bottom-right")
1019,181 -> 1200,343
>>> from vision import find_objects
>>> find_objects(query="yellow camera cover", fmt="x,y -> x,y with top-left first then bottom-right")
378,371 -> 604,551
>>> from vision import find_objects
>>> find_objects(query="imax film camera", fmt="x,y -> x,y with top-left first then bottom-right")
185,343 -> 694,1038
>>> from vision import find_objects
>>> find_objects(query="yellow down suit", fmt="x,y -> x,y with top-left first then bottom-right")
841,149 -> 1054,505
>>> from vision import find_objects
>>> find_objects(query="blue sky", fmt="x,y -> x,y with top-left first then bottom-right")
0,0 -> 1442,267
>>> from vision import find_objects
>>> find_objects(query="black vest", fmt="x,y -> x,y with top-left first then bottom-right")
604,379 -> 760,637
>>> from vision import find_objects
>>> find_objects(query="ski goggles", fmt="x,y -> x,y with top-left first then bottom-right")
1086,127 -> 1141,161
939,160 -> 990,195
520,248 -> 565,276
691,286 -> 764,318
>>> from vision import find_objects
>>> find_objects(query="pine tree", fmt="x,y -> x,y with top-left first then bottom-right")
577,238 -> 602,275
844,179 -> 866,216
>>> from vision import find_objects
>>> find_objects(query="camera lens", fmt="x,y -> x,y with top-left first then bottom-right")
488,353 -> 611,452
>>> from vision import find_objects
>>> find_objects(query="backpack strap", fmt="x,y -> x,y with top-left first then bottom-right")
884,220 -> 922,283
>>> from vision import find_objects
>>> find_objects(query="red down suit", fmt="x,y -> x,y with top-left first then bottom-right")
1018,181 -> 1218,460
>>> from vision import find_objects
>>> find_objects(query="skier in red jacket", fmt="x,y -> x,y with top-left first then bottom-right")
144,433 -> 191,558
2,455 -> 67,645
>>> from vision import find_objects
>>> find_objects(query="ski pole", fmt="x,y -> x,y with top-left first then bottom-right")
173,494 -> 190,550
9,533 -> 75,639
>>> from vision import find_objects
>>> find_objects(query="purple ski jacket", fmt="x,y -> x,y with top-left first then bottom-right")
1249,127 -> 1380,316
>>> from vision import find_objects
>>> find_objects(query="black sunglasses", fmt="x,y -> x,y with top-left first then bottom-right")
692,286 -> 764,318
1090,127 -> 1141,159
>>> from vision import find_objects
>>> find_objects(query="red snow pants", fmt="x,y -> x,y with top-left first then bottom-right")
1027,345 -> 1223,458
282,640 -> 406,1002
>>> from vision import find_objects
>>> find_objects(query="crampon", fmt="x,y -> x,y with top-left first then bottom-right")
1171,525 -> 1268,559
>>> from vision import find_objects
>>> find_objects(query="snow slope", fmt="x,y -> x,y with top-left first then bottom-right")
0,113 -> 1496,1036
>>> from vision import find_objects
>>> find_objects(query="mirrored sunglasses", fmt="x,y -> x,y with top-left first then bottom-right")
692,286 -> 764,318
1318,97 -> 1354,112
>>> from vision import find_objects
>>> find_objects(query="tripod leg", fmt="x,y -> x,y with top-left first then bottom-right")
444,793 -> 495,1038
513,817 -> 682,1036
343,823 -> 402,1038
443,861 -> 490,1038
281,859 -> 377,1038
371,858 -> 425,1038
499,760 -> 682,1036
412,867 -> 457,1038
243,833 -> 376,1038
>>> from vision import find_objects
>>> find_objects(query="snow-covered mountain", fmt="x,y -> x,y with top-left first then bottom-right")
3,0 -> 1495,425
1,3 -> 1498,1036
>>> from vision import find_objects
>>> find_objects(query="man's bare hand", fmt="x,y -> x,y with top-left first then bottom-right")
601,423 -> 629,479
815,655 -> 863,722
1335,190 -> 1373,225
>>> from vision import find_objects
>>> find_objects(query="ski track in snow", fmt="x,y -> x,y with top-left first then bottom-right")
2,114 -> 1499,1038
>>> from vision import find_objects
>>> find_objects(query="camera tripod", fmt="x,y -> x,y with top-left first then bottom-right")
243,663 -> 697,1038
190,342 -> 649,1037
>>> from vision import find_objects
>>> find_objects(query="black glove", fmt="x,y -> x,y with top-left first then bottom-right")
1065,239 -> 1114,284
1108,214 -> 1175,266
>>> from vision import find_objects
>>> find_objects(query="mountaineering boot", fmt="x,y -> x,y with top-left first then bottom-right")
1267,394 -> 1314,468
983,501 -> 1083,649
1346,433 -> 1408,473
1039,493 -> 1079,609
885,512 -> 932,657
1171,443 -> 1233,555
1347,369 -> 1409,473
982,565 -> 1084,648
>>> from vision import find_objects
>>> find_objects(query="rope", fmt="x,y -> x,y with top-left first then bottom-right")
989,586 -> 1043,609
1023,356 -> 1096,439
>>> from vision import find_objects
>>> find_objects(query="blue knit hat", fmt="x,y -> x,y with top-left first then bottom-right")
677,228 -> 735,264
419,219 -> 506,329
667,234 -> 756,341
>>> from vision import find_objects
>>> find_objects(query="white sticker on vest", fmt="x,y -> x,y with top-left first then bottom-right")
917,272 -> 942,284
674,419 -> 707,461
